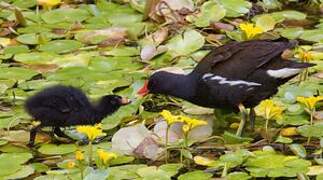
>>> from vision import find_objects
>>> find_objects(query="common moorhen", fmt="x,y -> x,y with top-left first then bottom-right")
25,85 -> 130,146
138,40 -> 315,136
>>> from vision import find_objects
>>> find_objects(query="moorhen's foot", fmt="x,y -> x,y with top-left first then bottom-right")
27,141 -> 34,148
53,127 -> 71,139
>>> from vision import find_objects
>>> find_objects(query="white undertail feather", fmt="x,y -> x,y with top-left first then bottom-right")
202,73 -> 261,86
266,68 -> 302,78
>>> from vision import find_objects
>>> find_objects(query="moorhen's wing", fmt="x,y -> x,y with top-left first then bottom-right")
193,40 -> 294,80
39,95 -> 73,113
200,73 -> 261,107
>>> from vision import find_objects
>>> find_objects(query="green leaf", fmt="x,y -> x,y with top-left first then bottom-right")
38,144 -> 77,155
166,29 -> 205,57
3,165 -> 34,180
178,170 -> 213,180
276,27 -> 304,40
219,0 -> 252,17
275,135 -> 293,144
158,163 -> 183,177
0,152 -> 33,177
297,124 -> 323,138
289,144 -> 307,158
38,40 -> 83,54
300,29 -> 323,43
227,172 -> 251,180
245,150 -> 311,177
107,164 -> 147,180
41,8 -> 90,24
3,45 -> 29,54
187,1 -> 226,27
271,10 -> 307,21
0,67 -> 38,81
14,52 -> 58,64
102,99 -> 143,130
253,14 -> 276,32
223,131 -> 253,144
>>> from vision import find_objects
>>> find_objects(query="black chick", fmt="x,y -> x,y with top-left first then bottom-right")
138,40 -> 315,136
25,85 -> 130,146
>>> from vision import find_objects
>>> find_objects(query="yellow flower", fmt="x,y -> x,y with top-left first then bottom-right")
97,149 -> 117,165
256,100 -> 284,120
182,124 -> 190,134
75,150 -> 84,161
37,0 -> 61,10
296,49 -> 314,62
67,161 -> 75,169
297,96 -> 323,110
179,116 -> 207,129
160,110 -> 183,125
239,22 -> 263,40
76,124 -> 104,141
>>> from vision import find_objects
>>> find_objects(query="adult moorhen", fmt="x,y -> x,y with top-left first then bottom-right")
25,85 -> 131,146
138,40 -> 315,136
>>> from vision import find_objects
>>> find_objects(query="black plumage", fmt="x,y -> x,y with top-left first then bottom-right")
25,85 -> 130,146
140,40 -> 315,135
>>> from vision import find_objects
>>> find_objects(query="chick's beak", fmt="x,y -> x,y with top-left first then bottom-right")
119,97 -> 131,105
137,80 -> 149,96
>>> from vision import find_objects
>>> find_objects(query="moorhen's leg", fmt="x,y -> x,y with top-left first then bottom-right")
236,104 -> 247,137
28,124 -> 42,147
249,108 -> 256,130
53,127 -> 70,139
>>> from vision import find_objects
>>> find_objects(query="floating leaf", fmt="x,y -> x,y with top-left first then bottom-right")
38,144 -> 77,155
289,144 -> 307,158
245,150 -> 311,177
166,29 -> 205,57
187,1 -> 226,27
219,0 -> 252,17
253,14 -> 276,32
41,8 -> 90,24
297,124 -> 323,138
38,40 -> 83,54
178,170 -> 213,180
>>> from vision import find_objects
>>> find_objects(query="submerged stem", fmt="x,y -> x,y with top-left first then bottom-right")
88,141 -> 93,166
307,110 -> 315,145
265,118 -> 269,142
165,125 -> 169,163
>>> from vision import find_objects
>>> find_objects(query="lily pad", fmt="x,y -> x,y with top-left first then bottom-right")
38,144 -> 77,155
41,8 -> 90,24
178,170 -> 213,180
245,150 -> 311,177
166,29 -> 205,57
187,1 -> 226,27
219,0 -> 252,17
0,152 -> 33,177
0,67 -> 38,81
3,165 -> 34,180
297,124 -> 323,138
300,29 -> 323,43
38,40 -> 83,54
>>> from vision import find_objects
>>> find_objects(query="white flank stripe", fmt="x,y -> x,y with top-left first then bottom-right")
267,68 -> 302,78
203,74 -> 261,86
202,73 -> 214,79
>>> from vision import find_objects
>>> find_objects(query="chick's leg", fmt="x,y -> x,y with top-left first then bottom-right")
28,124 -> 42,147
